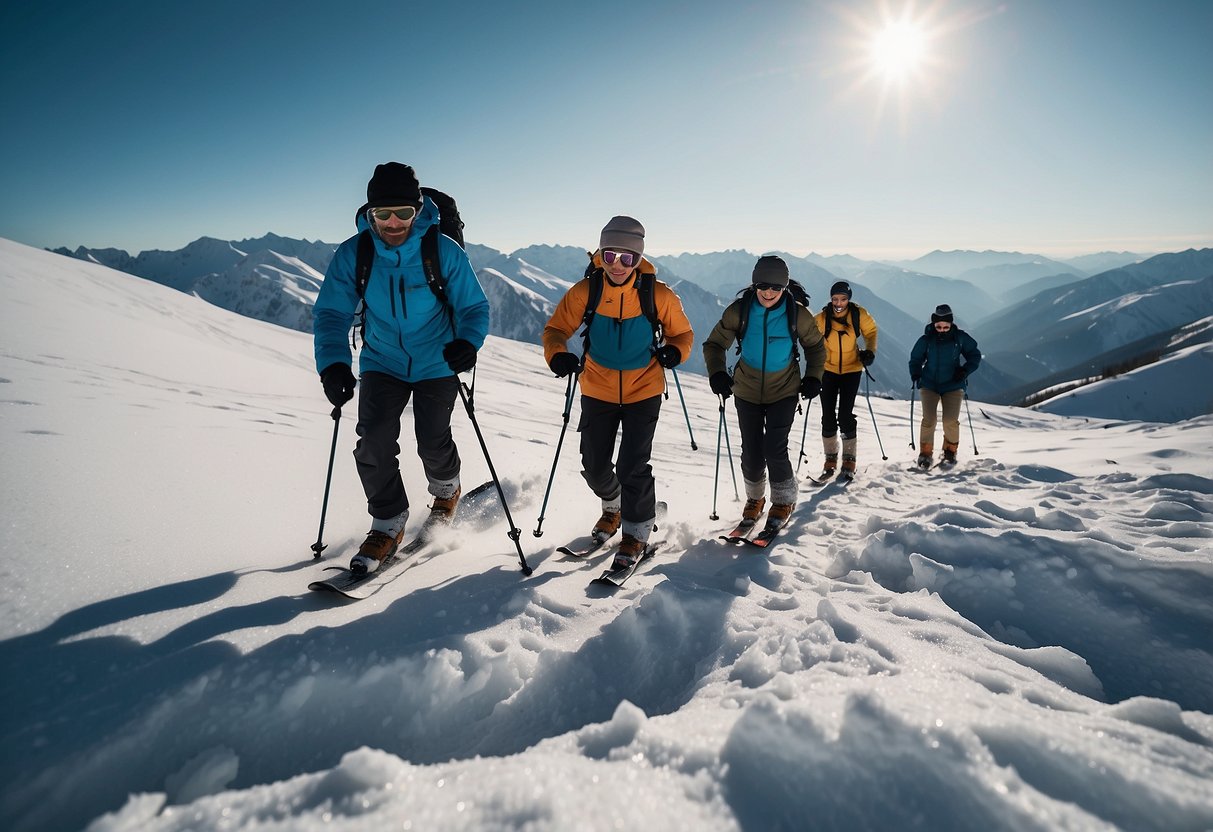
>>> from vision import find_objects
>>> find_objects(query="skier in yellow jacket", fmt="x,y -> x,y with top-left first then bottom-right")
813,281 -> 879,480
543,216 -> 694,569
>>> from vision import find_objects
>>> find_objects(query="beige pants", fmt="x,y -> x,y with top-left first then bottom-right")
919,389 -> 963,451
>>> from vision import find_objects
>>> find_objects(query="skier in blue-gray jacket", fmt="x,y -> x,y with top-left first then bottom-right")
908,303 -> 981,469
313,162 -> 490,574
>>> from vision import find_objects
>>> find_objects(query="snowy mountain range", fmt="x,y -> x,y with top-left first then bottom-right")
2,238 -> 1211,832
47,236 -> 1211,412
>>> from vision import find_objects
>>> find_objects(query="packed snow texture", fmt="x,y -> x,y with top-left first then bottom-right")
1,239 -> 1211,832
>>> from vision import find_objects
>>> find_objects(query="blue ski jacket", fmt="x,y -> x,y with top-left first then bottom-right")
909,324 -> 982,394
313,196 -> 490,382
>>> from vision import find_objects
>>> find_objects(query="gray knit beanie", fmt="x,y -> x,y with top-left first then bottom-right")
752,255 -> 790,287
599,215 -> 645,257
931,304 -> 954,323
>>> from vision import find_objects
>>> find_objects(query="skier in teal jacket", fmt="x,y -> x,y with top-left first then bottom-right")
313,163 -> 490,574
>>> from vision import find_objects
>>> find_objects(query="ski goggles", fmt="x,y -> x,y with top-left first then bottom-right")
602,250 -> 639,268
753,283 -> 785,292
370,206 -> 419,222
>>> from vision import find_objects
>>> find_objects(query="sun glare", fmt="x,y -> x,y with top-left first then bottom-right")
870,20 -> 927,81
828,1 -> 985,130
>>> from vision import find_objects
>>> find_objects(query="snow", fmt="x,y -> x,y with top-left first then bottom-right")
1034,342 -> 1213,422
2,238 -> 1212,832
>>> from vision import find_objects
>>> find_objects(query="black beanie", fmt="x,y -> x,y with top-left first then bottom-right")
752,255 -> 790,287
830,281 -> 852,300
931,304 -> 954,324
366,162 -> 422,208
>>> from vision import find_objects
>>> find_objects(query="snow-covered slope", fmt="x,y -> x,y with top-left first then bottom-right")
2,238 -> 1212,832
1034,341 -> 1213,421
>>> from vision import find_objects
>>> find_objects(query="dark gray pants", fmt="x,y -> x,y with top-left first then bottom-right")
578,395 -> 661,524
735,395 -> 798,484
354,371 -> 460,520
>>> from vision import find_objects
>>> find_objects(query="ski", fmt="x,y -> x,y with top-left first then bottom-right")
563,501 -> 666,558
742,515 -> 793,549
557,533 -> 614,559
309,481 -> 492,600
308,547 -> 421,599
591,541 -> 663,587
718,516 -> 760,544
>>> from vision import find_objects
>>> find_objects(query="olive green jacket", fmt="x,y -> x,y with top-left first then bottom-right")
703,297 -> 825,404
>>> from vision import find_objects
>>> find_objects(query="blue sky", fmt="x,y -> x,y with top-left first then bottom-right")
1,0 -> 1210,259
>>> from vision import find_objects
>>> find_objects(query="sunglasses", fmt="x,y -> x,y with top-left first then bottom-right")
754,283 -> 785,292
370,206 -> 418,222
602,250 -> 639,268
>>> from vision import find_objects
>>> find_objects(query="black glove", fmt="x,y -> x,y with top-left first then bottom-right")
443,339 -> 477,374
709,371 -> 733,399
858,349 -> 875,367
953,366 -> 968,382
655,344 -> 682,369
800,375 -> 822,400
320,363 -> 356,407
910,371 -> 921,386
549,351 -> 581,377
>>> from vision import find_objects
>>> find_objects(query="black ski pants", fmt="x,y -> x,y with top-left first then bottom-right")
735,394 -> 798,484
819,370 -> 862,439
354,371 -> 460,520
578,394 -> 661,524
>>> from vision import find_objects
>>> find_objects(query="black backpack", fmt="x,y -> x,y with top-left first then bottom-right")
732,278 -> 812,361
579,259 -> 662,353
351,187 -> 464,344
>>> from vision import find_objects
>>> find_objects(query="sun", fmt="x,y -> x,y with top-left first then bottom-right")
828,1 -> 985,129
869,19 -> 928,82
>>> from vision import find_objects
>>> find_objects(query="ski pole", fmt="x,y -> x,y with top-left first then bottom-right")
456,382 -> 533,575
710,397 -> 725,520
909,382 -> 917,450
311,406 -> 342,559
721,395 -> 740,500
868,371 -> 887,463
964,389 -> 979,454
533,375 -> 576,537
796,398 -> 812,473
670,368 -> 698,451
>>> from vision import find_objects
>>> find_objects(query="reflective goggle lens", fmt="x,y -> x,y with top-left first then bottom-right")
371,206 -> 418,222
602,250 -> 638,268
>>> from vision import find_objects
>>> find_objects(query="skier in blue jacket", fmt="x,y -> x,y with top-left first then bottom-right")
313,162 -> 490,574
908,304 -> 981,468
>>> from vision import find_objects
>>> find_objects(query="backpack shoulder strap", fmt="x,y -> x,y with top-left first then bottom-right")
419,225 -> 455,332
639,273 -> 661,346
733,289 -> 755,355
785,293 -> 801,363
580,270 -> 603,329
355,230 -> 375,299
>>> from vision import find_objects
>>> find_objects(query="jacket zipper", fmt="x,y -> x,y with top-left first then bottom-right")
617,300 -> 625,403
760,306 -> 770,401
